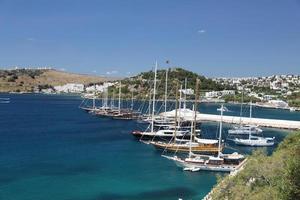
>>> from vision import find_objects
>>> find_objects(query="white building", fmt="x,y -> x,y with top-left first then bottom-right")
205,90 -> 235,98
263,95 -> 275,101
221,90 -> 235,96
205,91 -> 220,98
41,88 -> 54,94
54,83 -> 84,93
179,88 -> 194,95
85,82 -> 114,93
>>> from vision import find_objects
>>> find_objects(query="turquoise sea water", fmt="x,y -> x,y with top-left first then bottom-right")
0,94 -> 299,200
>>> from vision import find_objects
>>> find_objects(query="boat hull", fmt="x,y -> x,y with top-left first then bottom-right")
151,142 -> 221,153
164,156 -> 244,172
233,139 -> 274,146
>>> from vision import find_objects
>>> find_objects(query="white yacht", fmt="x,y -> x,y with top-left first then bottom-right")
228,125 -> 263,134
233,135 -> 275,146
132,129 -> 188,138
228,101 -> 263,135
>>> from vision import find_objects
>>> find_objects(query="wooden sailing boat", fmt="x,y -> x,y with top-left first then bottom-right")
138,68 -> 175,125
109,81 -> 133,119
93,83 -> 113,116
79,87 -> 99,112
133,65 -> 194,139
163,104 -> 246,172
92,81 -> 138,120
132,61 -> 165,137
149,79 -> 221,153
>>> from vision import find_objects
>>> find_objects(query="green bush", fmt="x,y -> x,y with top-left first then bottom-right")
210,132 -> 300,200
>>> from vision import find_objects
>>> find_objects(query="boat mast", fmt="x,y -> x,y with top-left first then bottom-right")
118,81 -> 121,114
249,100 -> 252,140
193,79 -> 199,143
148,90 -> 151,117
178,84 -> 182,126
184,77 -> 187,109
101,90 -> 104,108
164,69 -> 168,114
111,90 -> 115,109
151,61 -> 158,133
249,100 -> 252,122
92,86 -> 96,110
189,104 -> 194,158
131,90 -> 134,110
179,85 -> 182,110
173,82 -> 179,144
218,104 -> 224,158
239,88 -> 244,126
104,84 -> 108,108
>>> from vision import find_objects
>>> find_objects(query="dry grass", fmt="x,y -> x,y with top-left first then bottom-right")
0,69 -> 118,92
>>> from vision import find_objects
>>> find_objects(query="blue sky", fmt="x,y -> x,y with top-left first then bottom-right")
0,0 -> 299,77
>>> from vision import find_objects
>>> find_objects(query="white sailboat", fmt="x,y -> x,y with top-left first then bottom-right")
133,64 -> 189,138
132,61 -> 163,138
163,105 -> 246,172
138,68 -> 174,125
232,119 -> 275,147
228,125 -> 262,134
79,88 -> 100,112
93,84 -> 112,115
228,101 -> 262,134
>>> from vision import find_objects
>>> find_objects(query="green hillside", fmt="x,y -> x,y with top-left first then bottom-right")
109,67 -> 232,99
210,132 -> 300,200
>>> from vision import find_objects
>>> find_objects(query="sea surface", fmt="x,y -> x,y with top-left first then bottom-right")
0,94 -> 299,200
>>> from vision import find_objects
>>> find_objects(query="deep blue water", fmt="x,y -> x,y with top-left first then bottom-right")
0,94 -> 299,200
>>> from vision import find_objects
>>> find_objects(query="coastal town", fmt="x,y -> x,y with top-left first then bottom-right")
1,67 -> 299,111
213,74 -> 300,99
1,1 -> 300,199
33,69 -> 299,111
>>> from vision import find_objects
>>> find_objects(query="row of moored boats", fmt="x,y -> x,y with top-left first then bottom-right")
79,62 -> 275,173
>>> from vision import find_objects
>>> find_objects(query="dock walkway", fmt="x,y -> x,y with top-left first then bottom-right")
196,113 -> 300,130
161,109 -> 300,130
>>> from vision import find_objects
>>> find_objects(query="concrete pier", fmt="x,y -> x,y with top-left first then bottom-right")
161,109 -> 300,130
197,113 -> 300,130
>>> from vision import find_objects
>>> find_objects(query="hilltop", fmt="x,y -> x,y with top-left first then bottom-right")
0,67 -> 226,95
209,132 -> 300,200
0,69 -> 115,93
112,67 -> 231,99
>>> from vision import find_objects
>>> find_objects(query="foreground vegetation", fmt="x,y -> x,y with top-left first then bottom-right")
287,92 -> 300,108
210,132 -> 300,200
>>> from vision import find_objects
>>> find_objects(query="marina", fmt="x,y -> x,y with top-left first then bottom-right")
0,93 -> 298,200
1,1 -> 299,199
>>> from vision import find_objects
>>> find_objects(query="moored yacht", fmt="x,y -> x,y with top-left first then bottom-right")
163,105 -> 246,172
228,101 -> 263,135
228,125 -> 263,134
150,79 -> 221,154
150,138 -> 220,153
233,135 -> 275,146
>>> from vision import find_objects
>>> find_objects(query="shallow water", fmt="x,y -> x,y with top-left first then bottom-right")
0,94 -> 298,200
